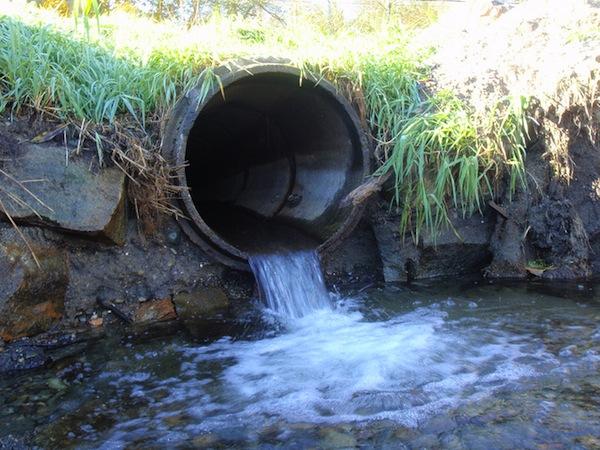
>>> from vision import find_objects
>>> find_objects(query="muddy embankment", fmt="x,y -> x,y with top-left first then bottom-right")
372,130 -> 600,282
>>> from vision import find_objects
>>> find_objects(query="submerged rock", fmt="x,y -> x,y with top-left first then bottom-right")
0,434 -> 30,450
0,341 -> 47,372
0,229 -> 68,341
173,287 -> 229,321
171,287 -> 235,339
319,427 -> 357,449
0,139 -> 126,244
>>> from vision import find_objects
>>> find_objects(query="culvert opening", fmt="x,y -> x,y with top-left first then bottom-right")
165,65 -> 369,269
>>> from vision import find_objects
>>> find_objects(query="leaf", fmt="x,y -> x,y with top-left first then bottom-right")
30,124 -> 68,144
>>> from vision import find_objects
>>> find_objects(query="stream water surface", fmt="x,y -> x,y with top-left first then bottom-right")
1,253 -> 600,449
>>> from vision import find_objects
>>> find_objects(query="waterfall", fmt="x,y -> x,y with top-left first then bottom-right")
249,250 -> 331,321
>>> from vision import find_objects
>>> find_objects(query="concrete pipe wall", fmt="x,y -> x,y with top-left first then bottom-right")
162,62 -> 370,270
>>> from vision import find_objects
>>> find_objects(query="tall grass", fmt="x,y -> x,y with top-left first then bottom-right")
0,1 -> 528,240
0,18 -> 208,125
372,88 -> 528,240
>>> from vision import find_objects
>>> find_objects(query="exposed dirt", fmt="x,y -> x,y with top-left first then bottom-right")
416,0 -> 600,280
372,0 -> 600,281
425,0 -> 600,181
423,0 -> 599,121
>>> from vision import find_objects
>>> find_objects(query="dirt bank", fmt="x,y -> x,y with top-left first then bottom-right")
377,0 -> 600,282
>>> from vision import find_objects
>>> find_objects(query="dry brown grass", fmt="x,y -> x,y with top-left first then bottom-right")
0,168 -> 49,266
541,70 -> 600,181
76,119 -> 186,234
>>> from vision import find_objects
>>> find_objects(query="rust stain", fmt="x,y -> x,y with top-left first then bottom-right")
133,298 -> 177,324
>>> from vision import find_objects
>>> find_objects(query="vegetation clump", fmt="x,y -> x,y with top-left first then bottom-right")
426,0 -> 599,184
0,0 -> 531,239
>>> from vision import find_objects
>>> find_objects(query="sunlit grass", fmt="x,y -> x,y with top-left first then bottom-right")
374,92 -> 527,240
0,0 -> 528,240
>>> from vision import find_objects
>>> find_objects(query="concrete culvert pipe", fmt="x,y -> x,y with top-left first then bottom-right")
162,62 -> 370,270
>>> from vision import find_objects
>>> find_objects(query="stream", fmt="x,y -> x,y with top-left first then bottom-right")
1,259 -> 600,448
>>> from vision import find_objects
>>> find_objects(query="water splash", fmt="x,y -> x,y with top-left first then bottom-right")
249,250 -> 331,321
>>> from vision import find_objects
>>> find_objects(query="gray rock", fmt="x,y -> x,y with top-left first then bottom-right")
371,206 -> 494,282
417,211 -> 493,279
0,341 -> 47,373
0,140 -> 126,244
164,224 -> 182,246
370,210 -> 418,282
322,219 -> 383,284
485,195 -> 528,279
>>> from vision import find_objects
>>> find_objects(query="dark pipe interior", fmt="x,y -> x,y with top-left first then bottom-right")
185,72 -> 364,254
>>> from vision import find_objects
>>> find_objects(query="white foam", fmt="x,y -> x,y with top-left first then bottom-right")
95,250 -> 579,439
170,303 -> 556,428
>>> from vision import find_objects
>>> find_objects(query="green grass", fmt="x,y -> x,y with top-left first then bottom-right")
373,91 -> 528,241
567,23 -> 600,43
0,1 -> 528,241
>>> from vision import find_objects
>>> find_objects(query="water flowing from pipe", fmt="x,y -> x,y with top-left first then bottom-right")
249,250 -> 331,321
